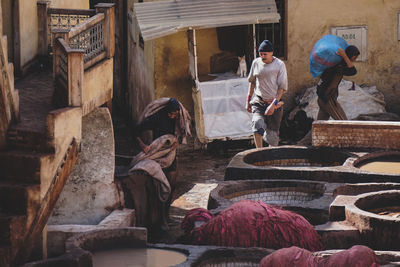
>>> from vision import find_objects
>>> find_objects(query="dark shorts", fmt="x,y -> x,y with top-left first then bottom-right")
251,100 -> 283,134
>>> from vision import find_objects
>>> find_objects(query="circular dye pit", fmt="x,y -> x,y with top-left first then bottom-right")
195,257 -> 258,267
192,247 -> 274,267
243,147 -> 351,167
209,180 -> 331,224
226,186 -> 322,205
354,152 -> 400,175
92,248 -> 187,267
349,190 -> 400,250
370,206 -> 400,219
213,180 -> 325,206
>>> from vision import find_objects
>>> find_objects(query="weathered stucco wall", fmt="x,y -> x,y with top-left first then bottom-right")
154,28 -> 222,113
50,0 -> 89,9
127,0 -> 155,122
18,0 -> 38,69
286,0 -> 400,114
1,0 -> 13,62
17,0 -> 89,72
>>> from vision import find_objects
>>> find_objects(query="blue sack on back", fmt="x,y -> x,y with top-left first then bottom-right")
309,35 -> 349,78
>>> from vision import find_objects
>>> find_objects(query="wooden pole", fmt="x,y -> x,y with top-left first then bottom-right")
37,1 -> 51,56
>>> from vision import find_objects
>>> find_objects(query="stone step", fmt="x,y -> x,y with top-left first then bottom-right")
0,214 -> 26,247
7,127 -> 53,153
0,182 -> 40,215
0,150 -> 42,183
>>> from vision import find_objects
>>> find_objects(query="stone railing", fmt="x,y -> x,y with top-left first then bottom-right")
52,3 -> 114,116
37,1 -> 96,56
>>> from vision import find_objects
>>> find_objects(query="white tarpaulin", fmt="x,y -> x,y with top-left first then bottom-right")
198,73 -> 252,139
298,79 -> 386,120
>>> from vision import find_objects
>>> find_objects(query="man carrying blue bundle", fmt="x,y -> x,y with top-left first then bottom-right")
246,40 -> 288,148
316,45 -> 360,120
298,45 -> 360,145
297,45 -> 360,145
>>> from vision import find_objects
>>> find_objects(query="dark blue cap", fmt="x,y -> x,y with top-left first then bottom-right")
167,98 -> 180,112
258,40 -> 273,52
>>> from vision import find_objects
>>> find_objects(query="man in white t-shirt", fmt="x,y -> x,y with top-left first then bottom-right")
245,40 -> 288,148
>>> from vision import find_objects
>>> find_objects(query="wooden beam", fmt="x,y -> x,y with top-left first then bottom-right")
37,1 -> 51,56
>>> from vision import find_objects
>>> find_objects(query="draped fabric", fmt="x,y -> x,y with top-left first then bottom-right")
181,200 -> 323,251
137,97 -> 191,144
129,134 -> 178,202
259,245 -> 379,267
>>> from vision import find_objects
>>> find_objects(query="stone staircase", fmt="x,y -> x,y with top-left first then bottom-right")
0,13 -> 82,266
0,129 -> 80,266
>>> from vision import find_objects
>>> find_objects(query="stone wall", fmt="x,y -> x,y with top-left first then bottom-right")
312,121 -> 400,149
49,107 -> 122,225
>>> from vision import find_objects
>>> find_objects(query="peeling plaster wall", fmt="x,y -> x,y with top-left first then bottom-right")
17,0 -> 89,72
154,28 -> 222,113
127,0 -> 155,122
286,0 -> 400,114
50,0 -> 89,9
18,0 -> 38,68
1,0 -> 13,62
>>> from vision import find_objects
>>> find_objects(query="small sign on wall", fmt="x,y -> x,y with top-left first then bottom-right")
331,26 -> 368,62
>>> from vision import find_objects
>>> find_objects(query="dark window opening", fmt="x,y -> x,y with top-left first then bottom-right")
256,0 -> 286,59
215,0 -> 286,70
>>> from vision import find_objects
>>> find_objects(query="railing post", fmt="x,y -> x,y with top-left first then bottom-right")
37,1 -> 51,56
0,1 -> 3,36
68,51 -> 84,107
51,29 -> 69,78
95,3 -> 115,59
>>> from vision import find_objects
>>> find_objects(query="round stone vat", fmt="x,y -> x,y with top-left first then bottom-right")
353,151 -> 400,175
22,228 -> 193,267
191,247 -> 274,267
346,190 -> 400,250
208,180 -> 338,225
243,146 -> 350,167
66,228 -> 190,267
224,146 -> 364,183
92,247 -> 187,267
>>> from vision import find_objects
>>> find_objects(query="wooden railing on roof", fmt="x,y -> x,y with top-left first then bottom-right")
37,1 -> 96,56
52,3 -> 114,115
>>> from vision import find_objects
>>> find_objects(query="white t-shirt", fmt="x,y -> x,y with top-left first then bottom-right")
247,57 -> 288,101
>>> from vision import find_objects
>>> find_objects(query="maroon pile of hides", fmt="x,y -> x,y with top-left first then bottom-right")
181,200 -> 322,251
259,245 -> 379,267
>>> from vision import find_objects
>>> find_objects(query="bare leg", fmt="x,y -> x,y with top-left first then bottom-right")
254,133 -> 263,148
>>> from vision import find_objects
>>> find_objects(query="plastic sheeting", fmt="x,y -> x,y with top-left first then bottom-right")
198,72 -> 253,140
